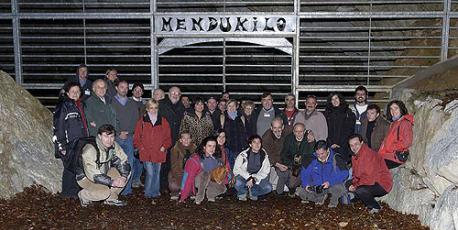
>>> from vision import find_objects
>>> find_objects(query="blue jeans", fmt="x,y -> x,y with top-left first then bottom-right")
144,162 -> 161,198
117,136 -> 134,196
235,176 -> 272,198
132,155 -> 143,184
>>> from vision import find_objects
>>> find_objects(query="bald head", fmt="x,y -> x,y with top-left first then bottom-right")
168,86 -> 181,104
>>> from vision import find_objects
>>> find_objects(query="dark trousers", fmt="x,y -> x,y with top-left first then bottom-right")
354,183 -> 387,209
61,163 -> 80,198
160,150 -> 171,193
385,159 -> 402,169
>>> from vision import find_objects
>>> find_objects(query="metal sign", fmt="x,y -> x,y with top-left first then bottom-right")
155,15 -> 296,34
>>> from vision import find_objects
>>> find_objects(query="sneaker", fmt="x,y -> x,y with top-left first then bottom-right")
170,195 -> 179,201
104,199 -> 127,207
132,181 -> 143,188
190,196 -> 196,200
288,190 -> 296,198
208,198 -> 216,202
315,194 -> 328,206
369,208 -> 381,214
78,192 -> 91,208
238,195 -> 247,201
294,188 -> 301,197
328,203 -> 337,208
249,195 -> 258,201
301,199 -> 309,204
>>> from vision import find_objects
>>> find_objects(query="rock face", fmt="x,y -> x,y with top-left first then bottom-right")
381,94 -> 458,230
0,71 -> 62,198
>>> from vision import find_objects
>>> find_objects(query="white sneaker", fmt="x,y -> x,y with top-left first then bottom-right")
369,207 -> 382,214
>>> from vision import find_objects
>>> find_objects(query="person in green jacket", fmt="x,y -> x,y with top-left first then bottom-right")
277,123 -> 316,196
84,79 -> 119,137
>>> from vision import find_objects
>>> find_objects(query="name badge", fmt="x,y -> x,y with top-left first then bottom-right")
264,113 -> 271,118
85,89 -> 91,95
356,120 -> 361,125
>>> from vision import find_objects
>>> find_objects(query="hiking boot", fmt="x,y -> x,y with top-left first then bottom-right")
104,199 -> 127,207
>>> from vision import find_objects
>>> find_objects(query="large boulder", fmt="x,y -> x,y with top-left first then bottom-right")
381,94 -> 458,229
0,71 -> 62,198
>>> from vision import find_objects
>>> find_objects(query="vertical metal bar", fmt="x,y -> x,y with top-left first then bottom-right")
151,0 -> 158,90
11,0 -> 22,85
82,0 -> 87,64
441,0 -> 451,61
366,0 -> 373,86
222,38 -> 226,93
293,0 -> 300,108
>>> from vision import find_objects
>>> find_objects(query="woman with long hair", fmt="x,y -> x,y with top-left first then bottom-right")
378,100 -> 414,169
323,92 -> 356,163
179,136 -> 227,204
52,81 -> 88,198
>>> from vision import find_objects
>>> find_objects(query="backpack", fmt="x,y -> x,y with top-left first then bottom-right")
65,136 -> 100,175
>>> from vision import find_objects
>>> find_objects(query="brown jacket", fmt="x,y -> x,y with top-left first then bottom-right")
169,142 -> 197,184
262,130 -> 287,165
361,116 -> 390,152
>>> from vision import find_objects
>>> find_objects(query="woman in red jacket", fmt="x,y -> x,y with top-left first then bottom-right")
378,100 -> 414,169
134,99 -> 172,199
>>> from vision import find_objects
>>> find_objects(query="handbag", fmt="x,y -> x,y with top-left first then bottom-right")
210,149 -> 229,184
395,125 -> 409,163
210,166 -> 227,184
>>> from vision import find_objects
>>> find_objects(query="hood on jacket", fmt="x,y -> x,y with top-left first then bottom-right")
401,114 -> 414,124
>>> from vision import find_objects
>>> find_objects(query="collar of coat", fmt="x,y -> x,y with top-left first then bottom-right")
142,113 -> 163,126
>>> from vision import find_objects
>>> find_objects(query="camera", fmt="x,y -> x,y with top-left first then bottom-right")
307,185 -> 326,194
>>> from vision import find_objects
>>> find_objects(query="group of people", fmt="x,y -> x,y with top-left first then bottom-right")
52,65 -> 414,213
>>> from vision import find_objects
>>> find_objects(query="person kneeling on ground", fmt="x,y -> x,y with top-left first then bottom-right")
76,124 -> 131,207
297,140 -> 349,207
179,136 -> 229,204
348,134 -> 393,214
233,135 -> 272,201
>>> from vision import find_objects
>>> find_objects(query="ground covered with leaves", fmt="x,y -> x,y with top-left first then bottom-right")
0,185 -> 427,229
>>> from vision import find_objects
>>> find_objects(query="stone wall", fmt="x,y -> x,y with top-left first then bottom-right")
0,71 -> 62,198
381,92 -> 458,230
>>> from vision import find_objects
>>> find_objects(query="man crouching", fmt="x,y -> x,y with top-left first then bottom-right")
297,140 -> 349,207
76,124 -> 131,207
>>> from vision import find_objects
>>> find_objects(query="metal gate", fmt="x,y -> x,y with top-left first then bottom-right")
0,0 -> 457,108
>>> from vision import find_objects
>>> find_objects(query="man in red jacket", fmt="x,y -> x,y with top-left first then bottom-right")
348,134 -> 393,214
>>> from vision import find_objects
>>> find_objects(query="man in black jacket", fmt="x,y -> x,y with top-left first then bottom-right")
158,86 -> 186,193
